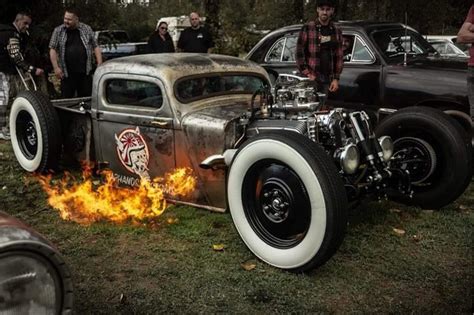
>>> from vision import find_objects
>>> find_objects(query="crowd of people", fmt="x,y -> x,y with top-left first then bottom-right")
0,1 -> 473,141
0,8 -> 214,140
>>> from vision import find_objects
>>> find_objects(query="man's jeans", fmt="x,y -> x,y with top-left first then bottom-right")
468,67 -> 474,120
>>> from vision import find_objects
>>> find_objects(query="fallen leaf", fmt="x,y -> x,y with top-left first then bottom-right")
389,208 -> 402,213
2,186 -> 6,190
241,260 -> 257,271
167,217 -> 179,224
119,293 -> 125,303
392,228 -> 406,236
212,244 -> 225,251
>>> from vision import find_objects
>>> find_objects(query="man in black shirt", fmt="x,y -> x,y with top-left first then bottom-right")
177,12 -> 214,53
0,12 -> 44,140
49,8 -> 102,98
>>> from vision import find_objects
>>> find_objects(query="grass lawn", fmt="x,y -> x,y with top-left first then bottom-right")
0,140 -> 472,313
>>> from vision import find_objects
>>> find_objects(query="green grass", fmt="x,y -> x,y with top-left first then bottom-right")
0,141 -> 472,313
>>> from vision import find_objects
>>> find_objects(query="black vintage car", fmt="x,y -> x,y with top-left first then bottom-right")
246,21 -> 472,133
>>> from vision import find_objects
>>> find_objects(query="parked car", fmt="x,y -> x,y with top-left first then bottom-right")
0,211 -> 73,313
425,35 -> 470,55
95,30 -> 148,61
8,54 -> 472,271
246,22 -> 472,136
426,38 -> 468,59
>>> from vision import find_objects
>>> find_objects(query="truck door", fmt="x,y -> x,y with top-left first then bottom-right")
95,73 -> 175,186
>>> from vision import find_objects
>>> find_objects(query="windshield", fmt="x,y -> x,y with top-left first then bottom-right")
371,28 -> 436,60
175,74 -> 267,103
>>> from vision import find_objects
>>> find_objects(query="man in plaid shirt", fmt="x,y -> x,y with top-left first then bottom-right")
296,0 -> 343,95
49,7 -> 102,98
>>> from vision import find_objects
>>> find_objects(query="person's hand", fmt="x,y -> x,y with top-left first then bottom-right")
329,79 -> 339,92
54,67 -> 64,79
308,73 -> 316,81
34,68 -> 44,76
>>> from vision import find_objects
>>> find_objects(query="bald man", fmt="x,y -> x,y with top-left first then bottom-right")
177,12 -> 214,53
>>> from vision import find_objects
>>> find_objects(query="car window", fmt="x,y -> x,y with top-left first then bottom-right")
106,79 -> 163,108
282,36 -> 297,62
372,29 -> 435,60
351,36 -> 374,62
431,42 -> 447,54
175,74 -> 266,103
445,44 -> 456,54
265,37 -> 285,62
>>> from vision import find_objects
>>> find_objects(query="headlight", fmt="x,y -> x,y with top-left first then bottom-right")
378,136 -> 394,162
0,212 -> 73,314
0,252 -> 61,313
338,144 -> 360,174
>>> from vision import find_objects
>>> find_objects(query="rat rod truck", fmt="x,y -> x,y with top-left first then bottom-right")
9,54 -> 472,272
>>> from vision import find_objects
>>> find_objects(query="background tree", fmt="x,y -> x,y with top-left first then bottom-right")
0,0 -> 470,56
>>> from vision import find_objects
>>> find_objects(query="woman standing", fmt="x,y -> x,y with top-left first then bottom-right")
148,22 -> 175,53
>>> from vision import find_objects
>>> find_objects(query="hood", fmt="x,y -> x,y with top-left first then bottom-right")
180,99 -> 249,173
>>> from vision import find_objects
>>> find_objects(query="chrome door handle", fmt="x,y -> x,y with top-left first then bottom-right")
150,120 -> 169,127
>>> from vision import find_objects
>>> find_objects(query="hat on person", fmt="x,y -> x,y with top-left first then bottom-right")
317,0 -> 336,7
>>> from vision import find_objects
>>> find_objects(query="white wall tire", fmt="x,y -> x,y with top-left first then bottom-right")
10,91 -> 61,173
227,131 -> 348,272
10,96 -> 44,171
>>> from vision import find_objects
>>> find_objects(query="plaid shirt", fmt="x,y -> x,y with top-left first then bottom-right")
49,22 -> 98,77
296,20 -> 343,80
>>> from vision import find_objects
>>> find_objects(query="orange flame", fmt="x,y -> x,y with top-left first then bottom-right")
36,166 -> 196,225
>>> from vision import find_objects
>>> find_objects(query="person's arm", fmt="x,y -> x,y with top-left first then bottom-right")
7,34 -> 43,76
49,48 -> 63,79
94,46 -> 102,66
457,6 -> 474,43
89,27 -> 102,66
49,28 -> 63,79
296,24 -> 314,80
329,27 -> 344,92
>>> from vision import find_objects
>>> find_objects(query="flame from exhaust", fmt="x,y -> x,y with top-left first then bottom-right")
36,165 -> 196,225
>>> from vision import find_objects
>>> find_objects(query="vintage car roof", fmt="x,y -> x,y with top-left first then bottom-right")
260,21 -> 410,35
96,53 -> 269,82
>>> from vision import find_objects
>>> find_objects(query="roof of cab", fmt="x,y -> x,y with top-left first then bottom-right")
95,53 -> 269,83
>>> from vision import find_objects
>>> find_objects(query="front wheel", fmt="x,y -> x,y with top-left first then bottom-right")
227,131 -> 348,272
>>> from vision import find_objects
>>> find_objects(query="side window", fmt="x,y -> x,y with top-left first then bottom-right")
282,36 -> 297,62
445,44 -> 456,54
265,38 -> 285,62
105,79 -> 163,108
352,37 -> 373,62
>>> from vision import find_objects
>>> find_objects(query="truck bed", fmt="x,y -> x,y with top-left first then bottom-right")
51,96 -> 92,114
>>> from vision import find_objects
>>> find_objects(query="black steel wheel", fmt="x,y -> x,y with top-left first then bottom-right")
376,106 -> 472,209
227,131 -> 348,272
10,91 -> 61,172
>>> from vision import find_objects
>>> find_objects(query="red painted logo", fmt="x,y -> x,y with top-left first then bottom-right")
115,127 -> 150,180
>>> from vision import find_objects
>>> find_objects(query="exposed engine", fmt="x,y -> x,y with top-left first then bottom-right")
241,81 -> 412,201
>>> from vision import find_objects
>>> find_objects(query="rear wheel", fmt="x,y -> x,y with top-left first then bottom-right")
375,106 -> 472,209
10,91 -> 61,172
227,131 -> 348,272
